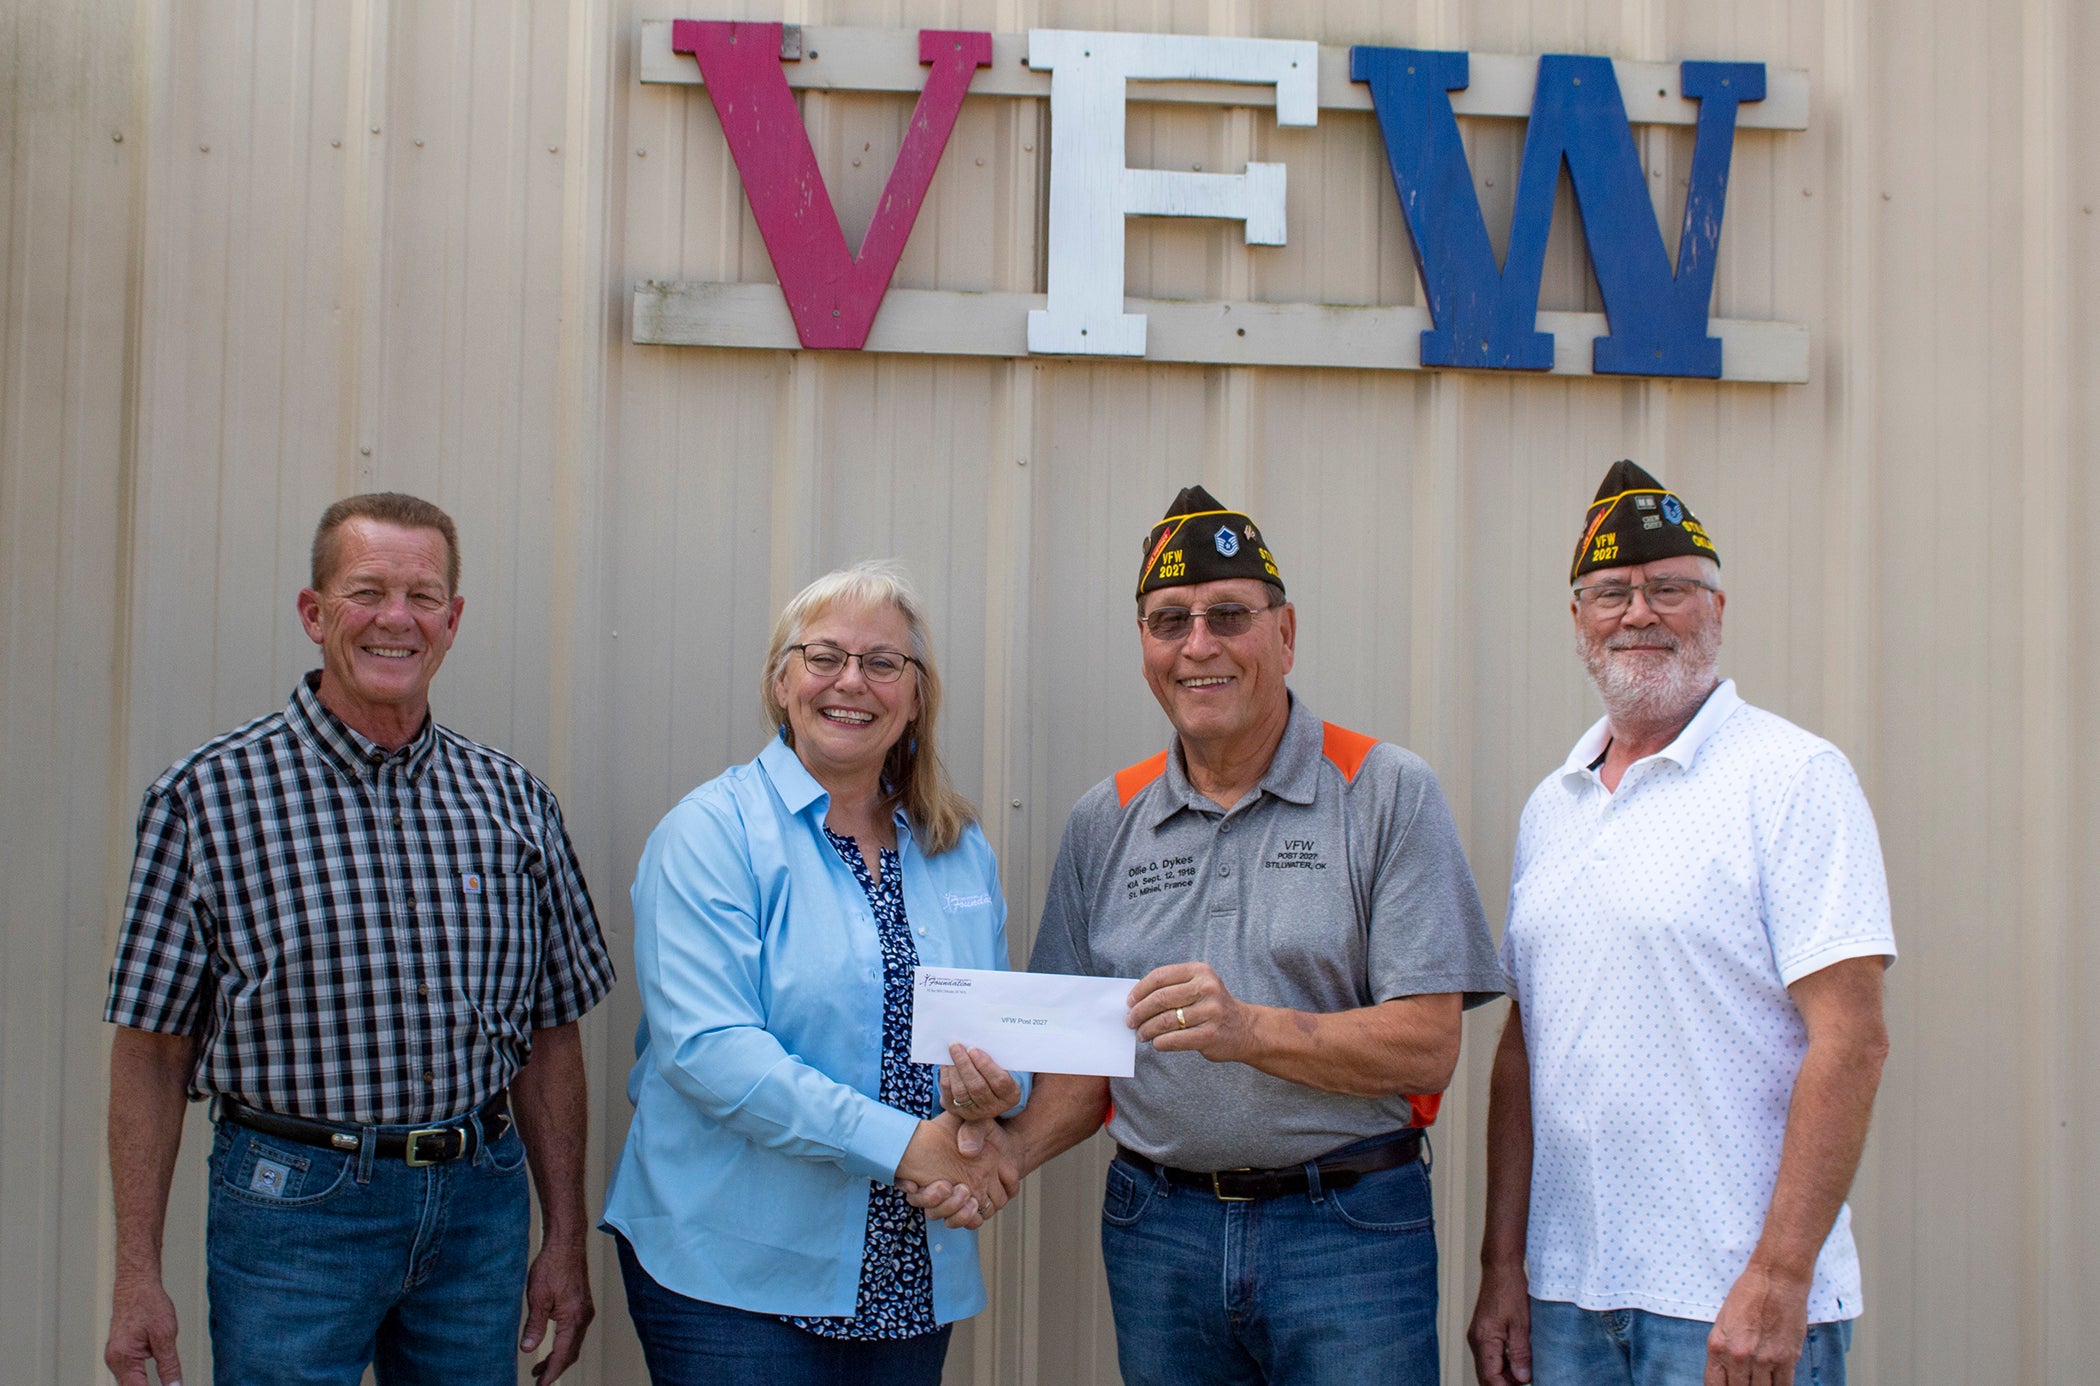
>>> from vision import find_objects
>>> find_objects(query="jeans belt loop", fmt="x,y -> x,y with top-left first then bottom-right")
1304,1155 -> 1325,1203
355,1125 -> 378,1185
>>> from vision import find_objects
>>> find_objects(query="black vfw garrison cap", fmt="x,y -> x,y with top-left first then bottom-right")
1137,485 -> 1284,599
1571,460 -> 1719,581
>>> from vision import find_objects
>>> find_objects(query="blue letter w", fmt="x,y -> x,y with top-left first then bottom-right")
1350,49 -> 1763,377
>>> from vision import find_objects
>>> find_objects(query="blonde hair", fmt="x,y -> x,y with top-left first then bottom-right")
761,561 -> 978,856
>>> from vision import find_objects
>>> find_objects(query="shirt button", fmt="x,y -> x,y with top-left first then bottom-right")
1219,865 -> 1231,878
393,812 -> 404,826
418,983 -> 430,998
423,1070 -> 436,1083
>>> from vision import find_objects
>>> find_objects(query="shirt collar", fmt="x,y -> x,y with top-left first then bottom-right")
1148,693 -> 1319,826
1557,678 -> 1741,789
759,727 -> 913,833
288,670 -> 439,781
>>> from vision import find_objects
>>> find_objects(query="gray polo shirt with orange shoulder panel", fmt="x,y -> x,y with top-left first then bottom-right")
1029,696 -> 1503,1171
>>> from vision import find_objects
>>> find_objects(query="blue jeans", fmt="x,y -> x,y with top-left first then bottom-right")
1528,1297 -> 1853,1386
205,1116 -> 530,1386
614,1232 -> 952,1385
1099,1134 -> 1439,1386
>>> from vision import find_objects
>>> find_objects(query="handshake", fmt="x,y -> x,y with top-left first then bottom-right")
895,1045 -> 1026,1230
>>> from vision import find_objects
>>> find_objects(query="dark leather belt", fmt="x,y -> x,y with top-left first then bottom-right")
1115,1128 -> 1422,1202
216,1092 -> 511,1166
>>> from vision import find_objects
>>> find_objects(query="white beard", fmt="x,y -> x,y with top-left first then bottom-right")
1577,610 -> 1723,730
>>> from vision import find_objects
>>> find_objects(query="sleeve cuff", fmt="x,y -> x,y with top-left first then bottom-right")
840,1100 -> 923,1184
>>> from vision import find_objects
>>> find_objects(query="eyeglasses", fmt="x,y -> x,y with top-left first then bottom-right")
1572,577 -> 1719,616
1139,602 -> 1280,642
787,642 -> 920,683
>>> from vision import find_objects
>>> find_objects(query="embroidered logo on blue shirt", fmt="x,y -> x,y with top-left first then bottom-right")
462,872 -> 484,894
943,892 -> 995,911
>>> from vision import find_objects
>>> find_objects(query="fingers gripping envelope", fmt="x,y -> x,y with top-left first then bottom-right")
909,967 -> 1138,1077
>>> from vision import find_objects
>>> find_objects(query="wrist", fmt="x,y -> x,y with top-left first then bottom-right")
1740,1251 -> 1815,1296
536,1215 -> 590,1251
1479,1249 -> 1527,1277
1226,1002 -> 1279,1066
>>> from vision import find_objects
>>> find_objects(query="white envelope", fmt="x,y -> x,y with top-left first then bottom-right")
909,967 -> 1138,1078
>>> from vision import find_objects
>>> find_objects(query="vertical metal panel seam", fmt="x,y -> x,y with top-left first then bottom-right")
2016,0 -> 2075,1375
340,0 -> 390,494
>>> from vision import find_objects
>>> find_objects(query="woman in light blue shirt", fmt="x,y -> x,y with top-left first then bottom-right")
603,562 -> 1025,1385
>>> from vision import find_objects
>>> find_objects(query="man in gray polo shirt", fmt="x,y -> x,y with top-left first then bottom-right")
935,485 -> 1502,1386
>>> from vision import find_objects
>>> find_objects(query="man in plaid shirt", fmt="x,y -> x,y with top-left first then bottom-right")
102,493 -> 615,1386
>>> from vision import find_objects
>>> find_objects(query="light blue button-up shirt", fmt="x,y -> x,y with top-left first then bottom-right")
602,731 -> 1023,1321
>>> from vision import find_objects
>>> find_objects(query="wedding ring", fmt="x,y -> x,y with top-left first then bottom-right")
956,1094 -> 976,1109
1175,1006 -> 1189,1029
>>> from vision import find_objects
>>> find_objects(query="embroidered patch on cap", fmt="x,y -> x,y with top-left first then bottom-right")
1662,495 -> 1684,524
1214,525 -> 1240,557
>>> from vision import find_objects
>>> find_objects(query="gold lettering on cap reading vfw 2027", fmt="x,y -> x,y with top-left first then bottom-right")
1588,531 -> 1619,565
1155,548 -> 1186,581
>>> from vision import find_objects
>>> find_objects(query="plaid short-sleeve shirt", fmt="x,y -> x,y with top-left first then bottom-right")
105,673 -> 615,1125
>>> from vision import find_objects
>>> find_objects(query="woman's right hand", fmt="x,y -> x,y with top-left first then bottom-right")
895,1112 -> 1018,1229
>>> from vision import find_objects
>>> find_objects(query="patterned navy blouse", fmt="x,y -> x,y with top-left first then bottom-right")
787,826 -> 940,1341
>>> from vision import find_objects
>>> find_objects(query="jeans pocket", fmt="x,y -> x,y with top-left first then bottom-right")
1100,1159 -> 1158,1227
478,1124 -> 529,1176
211,1126 -> 355,1208
1324,1159 -> 1434,1232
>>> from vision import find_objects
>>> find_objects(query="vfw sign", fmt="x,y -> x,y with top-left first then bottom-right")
636,22 -> 1809,382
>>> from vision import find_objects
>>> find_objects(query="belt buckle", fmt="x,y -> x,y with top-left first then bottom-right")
404,1126 -> 456,1167
1210,1168 -> 1256,1202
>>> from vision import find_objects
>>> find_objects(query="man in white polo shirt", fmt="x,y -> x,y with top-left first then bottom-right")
1468,461 -> 1895,1386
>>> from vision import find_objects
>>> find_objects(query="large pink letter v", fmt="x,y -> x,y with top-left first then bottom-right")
673,22 -> 991,349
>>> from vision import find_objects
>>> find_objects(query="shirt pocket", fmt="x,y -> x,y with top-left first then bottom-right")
441,869 -> 541,1040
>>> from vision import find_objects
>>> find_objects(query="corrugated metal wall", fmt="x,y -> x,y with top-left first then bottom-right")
4,0 -> 2093,1381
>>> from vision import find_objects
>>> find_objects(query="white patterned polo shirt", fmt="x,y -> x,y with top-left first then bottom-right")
1502,679 -> 1895,1323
